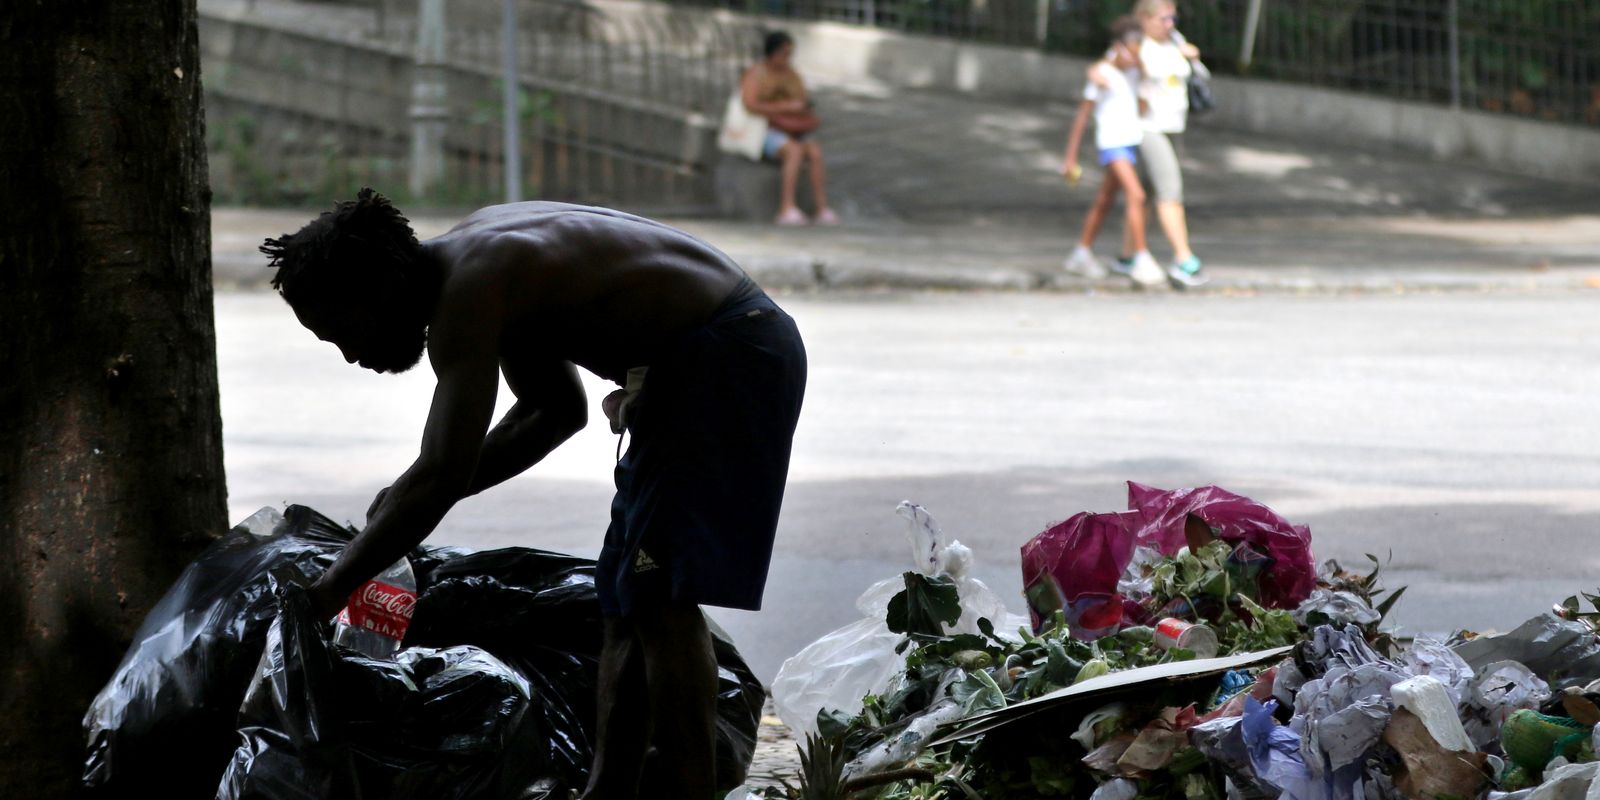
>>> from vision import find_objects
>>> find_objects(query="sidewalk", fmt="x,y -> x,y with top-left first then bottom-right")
211,76 -> 1599,295
216,207 -> 1600,294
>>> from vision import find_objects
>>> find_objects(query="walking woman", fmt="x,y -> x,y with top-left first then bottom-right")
1124,0 -> 1208,287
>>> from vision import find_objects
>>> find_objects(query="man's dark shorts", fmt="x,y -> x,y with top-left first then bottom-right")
595,278 -> 806,617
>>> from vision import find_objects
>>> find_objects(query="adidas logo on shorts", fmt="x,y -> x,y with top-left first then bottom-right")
634,549 -> 659,573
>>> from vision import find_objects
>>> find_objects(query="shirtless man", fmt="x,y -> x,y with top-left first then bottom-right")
261,189 -> 807,799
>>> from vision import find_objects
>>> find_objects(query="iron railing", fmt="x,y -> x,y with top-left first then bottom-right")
202,0 -> 766,209
666,0 -> 1600,125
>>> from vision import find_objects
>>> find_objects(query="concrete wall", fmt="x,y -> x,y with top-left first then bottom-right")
596,0 -> 1600,184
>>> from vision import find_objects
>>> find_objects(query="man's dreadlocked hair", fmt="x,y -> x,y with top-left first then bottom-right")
261,188 -> 431,315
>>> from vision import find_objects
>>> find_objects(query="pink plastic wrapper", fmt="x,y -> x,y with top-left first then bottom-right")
1020,482 -> 1315,636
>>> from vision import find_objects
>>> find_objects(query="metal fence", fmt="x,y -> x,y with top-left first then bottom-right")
665,0 -> 1600,125
203,0 -> 766,209
387,0 -> 760,115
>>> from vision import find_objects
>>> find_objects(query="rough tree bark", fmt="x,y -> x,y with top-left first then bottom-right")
0,1 -> 228,796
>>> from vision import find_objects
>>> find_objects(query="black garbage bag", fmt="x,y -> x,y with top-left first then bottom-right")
84,505 -> 764,798
81,506 -> 371,798
407,549 -> 765,791
217,579 -> 548,800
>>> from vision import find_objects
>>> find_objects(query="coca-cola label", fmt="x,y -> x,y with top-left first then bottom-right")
336,580 -> 417,641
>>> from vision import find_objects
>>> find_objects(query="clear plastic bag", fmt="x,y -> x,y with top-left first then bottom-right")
770,502 -> 1030,736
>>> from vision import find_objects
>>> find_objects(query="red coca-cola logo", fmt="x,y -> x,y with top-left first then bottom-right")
358,581 -> 417,620
340,580 -> 417,641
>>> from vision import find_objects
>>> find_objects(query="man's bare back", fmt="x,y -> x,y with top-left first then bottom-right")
266,191 -> 803,799
425,202 -> 746,383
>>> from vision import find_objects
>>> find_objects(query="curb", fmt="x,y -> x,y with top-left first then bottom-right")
735,252 -> 1600,295
214,250 -> 1599,296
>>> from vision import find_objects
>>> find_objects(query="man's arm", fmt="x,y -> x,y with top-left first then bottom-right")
308,277 -> 504,618
464,358 -> 587,497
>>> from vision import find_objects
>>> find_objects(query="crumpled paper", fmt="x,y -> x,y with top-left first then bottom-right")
1117,705 -> 1200,774
1463,660 -> 1553,752
1242,697 -> 1317,798
1083,734 -> 1136,775
1192,715 -> 1284,798
1294,664 -> 1408,772
1383,708 -> 1490,800
1403,638 -> 1475,707
1287,626 -> 1411,800
1295,589 -> 1382,628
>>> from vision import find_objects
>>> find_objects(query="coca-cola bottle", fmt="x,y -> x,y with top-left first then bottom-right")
332,556 -> 417,659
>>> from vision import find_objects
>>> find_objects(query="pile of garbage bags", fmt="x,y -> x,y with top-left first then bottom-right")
764,484 -> 1600,800
81,505 -> 763,799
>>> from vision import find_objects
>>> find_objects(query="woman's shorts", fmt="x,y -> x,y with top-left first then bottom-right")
762,130 -> 791,161
1138,131 -> 1184,203
1098,145 -> 1139,166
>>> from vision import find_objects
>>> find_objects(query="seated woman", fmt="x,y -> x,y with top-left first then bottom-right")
740,31 -> 839,226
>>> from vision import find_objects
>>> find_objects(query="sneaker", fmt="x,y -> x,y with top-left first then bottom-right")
775,207 -> 808,226
1108,255 -> 1135,276
1062,245 -> 1108,279
1128,251 -> 1165,287
1167,255 -> 1208,288
813,208 -> 841,226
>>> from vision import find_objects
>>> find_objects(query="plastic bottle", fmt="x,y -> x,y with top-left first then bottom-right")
332,556 -> 417,659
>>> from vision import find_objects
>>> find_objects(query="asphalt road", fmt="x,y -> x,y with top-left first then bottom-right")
217,289 -> 1600,683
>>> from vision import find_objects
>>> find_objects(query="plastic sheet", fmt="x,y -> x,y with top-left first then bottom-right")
1454,614 -> 1600,691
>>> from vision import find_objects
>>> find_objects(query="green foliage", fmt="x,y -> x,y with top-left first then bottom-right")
802,542 -> 1351,800
887,572 -> 963,639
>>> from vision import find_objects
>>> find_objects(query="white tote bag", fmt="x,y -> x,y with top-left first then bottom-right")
717,90 -> 767,162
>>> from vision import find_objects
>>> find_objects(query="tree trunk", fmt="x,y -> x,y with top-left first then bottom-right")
0,1 -> 227,796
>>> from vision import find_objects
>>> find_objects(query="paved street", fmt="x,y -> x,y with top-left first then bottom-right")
217,288 -> 1600,683
206,14 -> 1600,686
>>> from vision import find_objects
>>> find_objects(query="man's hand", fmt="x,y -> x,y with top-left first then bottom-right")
602,389 -> 628,429
306,576 -> 348,622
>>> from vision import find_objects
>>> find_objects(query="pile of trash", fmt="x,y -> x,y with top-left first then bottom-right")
81,505 -> 763,800
760,483 -> 1600,800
